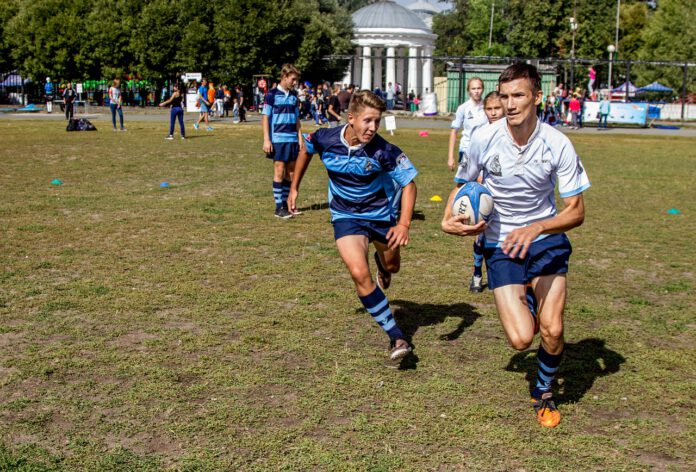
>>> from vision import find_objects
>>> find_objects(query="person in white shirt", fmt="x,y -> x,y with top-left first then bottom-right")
441,64 -> 590,429
447,77 -> 488,171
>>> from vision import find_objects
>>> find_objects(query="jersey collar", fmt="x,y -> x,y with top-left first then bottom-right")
504,117 -> 541,152
340,124 -> 365,152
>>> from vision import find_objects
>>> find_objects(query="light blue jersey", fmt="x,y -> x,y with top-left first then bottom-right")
304,126 -> 418,222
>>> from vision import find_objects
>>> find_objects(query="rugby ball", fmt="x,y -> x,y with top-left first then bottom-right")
451,182 -> 494,224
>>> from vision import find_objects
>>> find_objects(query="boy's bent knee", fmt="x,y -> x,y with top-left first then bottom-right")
508,333 -> 534,351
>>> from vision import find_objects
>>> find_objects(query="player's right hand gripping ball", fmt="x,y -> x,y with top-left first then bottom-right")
451,182 -> 494,224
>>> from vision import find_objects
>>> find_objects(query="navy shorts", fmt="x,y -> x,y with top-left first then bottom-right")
266,142 -> 299,162
483,233 -> 572,290
333,219 -> 393,245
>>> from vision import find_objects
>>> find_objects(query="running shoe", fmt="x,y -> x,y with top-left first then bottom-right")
274,207 -> 293,219
206,126 -> 213,131
531,392 -> 561,428
374,251 -> 391,290
165,135 -> 173,140
469,275 -> 483,292
193,123 -> 199,130
389,339 -> 412,362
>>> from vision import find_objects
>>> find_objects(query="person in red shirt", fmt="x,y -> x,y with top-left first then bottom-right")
568,94 -> 581,130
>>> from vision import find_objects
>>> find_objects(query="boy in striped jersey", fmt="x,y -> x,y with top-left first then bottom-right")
288,90 -> 417,363
262,64 -> 303,219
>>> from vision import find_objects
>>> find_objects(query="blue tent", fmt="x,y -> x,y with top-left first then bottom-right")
611,81 -> 638,94
637,81 -> 673,93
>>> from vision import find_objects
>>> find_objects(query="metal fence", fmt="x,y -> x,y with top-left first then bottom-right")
334,54 -> 696,120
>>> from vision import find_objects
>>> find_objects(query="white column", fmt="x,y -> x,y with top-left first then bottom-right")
361,46 -> 372,90
422,46 -> 433,94
353,47 -> 362,88
408,46 -> 419,97
373,48 -> 383,90
396,48 -> 405,91
386,47 -> 396,90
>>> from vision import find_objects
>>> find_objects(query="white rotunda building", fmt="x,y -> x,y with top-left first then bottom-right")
346,0 -> 437,98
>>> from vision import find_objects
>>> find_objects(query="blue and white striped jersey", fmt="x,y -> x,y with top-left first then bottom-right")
305,126 -> 418,223
455,118 -> 591,247
263,86 -> 300,144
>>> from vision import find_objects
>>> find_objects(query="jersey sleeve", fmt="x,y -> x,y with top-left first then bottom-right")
454,131 -> 484,184
556,140 -> 591,198
304,129 -> 325,156
262,91 -> 274,116
382,144 -> 418,188
450,104 -> 465,129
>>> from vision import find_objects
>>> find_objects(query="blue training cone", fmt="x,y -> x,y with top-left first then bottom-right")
160,182 -> 170,188
51,179 -> 62,185
667,208 -> 681,215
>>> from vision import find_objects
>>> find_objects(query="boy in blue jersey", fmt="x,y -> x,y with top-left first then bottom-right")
263,64 -> 303,219
288,90 -> 417,363
442,64 -> 590,428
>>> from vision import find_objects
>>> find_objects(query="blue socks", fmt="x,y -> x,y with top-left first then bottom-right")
272,181 -> 283,209
281,179 -> 291,206
532,344 -> 563,399
359,286 -> 404,342
472,239 -> 484,277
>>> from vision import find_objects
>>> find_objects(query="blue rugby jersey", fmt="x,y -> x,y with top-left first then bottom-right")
304,126 -> 418,222
263,86 -> 300,144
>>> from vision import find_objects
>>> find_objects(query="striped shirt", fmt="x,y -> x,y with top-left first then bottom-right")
263,86 -> 300,144
304,126 -> 418,222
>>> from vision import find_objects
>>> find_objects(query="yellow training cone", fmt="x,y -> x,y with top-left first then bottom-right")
430,195 -> 442,202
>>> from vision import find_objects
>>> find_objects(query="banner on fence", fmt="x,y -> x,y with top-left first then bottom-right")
582,101 -> 649,126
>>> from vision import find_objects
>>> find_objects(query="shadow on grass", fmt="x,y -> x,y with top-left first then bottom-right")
297,201 -> 329,212
504,338 -> 626,404
389,299 -> 481,370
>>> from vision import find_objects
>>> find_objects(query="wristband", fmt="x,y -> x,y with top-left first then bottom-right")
398,222 -> 410,229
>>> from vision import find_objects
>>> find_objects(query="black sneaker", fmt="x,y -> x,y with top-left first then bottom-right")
274,207 -> 293,219
469,275 -> 483,292
374,251 -> 392,290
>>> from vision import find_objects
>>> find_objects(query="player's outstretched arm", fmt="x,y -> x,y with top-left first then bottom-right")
296,118 -> 304,151
441,184 -> 486,237
386,182 -> 417,250
502,194 -> 585,259
447,128 -> 458,171
288,147 -> 313,214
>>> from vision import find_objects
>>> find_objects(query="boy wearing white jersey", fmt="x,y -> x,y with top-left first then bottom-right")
441,64 -> 590,428
447,77 -> 488,172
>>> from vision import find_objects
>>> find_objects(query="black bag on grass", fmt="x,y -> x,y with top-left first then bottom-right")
66,118 -> 97,132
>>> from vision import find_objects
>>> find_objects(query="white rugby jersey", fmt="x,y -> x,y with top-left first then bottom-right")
451,99 -> 488,154
455,118 -> 591,247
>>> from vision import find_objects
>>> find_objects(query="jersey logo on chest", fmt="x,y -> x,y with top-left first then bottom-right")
489,155 -> 502,176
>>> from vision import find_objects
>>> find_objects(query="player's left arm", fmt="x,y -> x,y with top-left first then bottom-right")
296,117 -> 304,151
502,194 -> 585,259
387,182 -> 417,250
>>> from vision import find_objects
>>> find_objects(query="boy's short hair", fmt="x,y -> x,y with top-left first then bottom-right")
348,90 -> 387,114
280,64 -> 300,78
483,91 -> 501,106
498,63 -> 542,94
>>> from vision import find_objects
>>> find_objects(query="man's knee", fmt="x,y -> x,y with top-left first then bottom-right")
508,332 -> 534,351
540,323 -> 564,343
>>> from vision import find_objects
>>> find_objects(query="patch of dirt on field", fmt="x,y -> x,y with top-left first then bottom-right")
635,451 -> 688,470
109,331 -> 159,352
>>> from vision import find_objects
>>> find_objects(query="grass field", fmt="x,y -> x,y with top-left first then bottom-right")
1,118 -> 695,471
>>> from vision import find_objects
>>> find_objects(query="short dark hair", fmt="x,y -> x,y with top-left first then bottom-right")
499,63 -> 542,94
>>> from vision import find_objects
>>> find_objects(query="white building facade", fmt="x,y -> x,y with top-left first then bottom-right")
346,1 -> 438,98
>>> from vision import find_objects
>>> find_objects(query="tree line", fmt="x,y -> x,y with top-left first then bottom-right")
1,0 -> 693,92
0,0 -> 354,86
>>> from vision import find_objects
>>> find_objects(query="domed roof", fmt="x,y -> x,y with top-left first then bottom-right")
353,0 -> 429,32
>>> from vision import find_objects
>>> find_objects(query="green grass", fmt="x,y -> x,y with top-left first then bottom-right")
1,118 -> 695,470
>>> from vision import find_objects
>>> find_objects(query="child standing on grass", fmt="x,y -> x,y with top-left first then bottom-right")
288,90 -> 417,363
262,64 -> 303,219
158,83 -> 185,140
